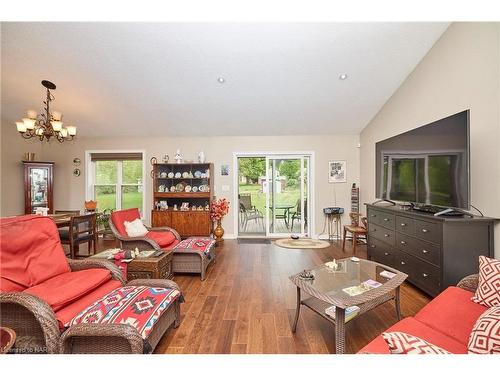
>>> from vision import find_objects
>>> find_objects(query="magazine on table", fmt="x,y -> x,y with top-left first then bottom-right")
342,279 -> 383,297
324,305 -> 360,322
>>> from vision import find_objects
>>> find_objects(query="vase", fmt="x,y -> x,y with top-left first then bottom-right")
213,220 -> 224,243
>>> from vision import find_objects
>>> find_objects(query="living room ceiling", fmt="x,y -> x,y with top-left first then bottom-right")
1,22 -> 449,137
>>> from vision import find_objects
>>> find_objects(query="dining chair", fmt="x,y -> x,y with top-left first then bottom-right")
59,213 -> 98,259
239,203 -> 264,232
342,212 -> 367,254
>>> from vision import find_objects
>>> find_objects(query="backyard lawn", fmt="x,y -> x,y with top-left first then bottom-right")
96,191 -> 143,211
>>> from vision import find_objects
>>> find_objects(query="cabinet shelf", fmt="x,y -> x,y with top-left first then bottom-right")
154,192 -> 210,198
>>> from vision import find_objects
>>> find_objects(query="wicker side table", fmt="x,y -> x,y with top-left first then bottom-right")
127,251 -> 173,281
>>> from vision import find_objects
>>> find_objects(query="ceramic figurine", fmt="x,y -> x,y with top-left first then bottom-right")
174,149 -> 182,164
162,154 -> 169,163
198,150 -> 206,163
173,204 -> 178,211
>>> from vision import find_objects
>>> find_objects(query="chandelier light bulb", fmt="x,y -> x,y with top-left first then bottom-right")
66,125 -> 77,136
51,120 -> 63,132
22,118 -> 36,130
35,128 -> 44,136
51,111 -> 62,121
16,121 -> 27,133
60,128 -> 68,138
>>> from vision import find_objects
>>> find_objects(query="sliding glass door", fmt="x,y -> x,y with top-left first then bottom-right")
266,156 -> 310,237
236,153 -> 311,237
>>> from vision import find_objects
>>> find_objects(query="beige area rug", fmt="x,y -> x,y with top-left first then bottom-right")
274,238 -> 331,249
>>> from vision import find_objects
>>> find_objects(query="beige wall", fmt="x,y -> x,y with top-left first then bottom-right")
37,134 -> 360,237
360,22 -> 500,258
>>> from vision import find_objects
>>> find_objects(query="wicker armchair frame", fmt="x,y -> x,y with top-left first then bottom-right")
108,218 -> 181,251
457,274 -> 479,293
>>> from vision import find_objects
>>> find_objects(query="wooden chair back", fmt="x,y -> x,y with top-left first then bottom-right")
69,213 -> 96,240
55,210 -> 81,215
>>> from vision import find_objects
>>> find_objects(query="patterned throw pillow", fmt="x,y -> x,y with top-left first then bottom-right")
382,332 -> 451,354
468,306 -> 500,354
472,256 -> 500,307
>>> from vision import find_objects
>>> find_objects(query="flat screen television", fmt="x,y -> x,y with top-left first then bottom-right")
375,110 -> 470,209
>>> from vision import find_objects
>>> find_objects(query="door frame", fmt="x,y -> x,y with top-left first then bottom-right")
232,151 -> 315,238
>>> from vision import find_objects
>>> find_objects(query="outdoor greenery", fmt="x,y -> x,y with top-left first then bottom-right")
238,158 -> 265,183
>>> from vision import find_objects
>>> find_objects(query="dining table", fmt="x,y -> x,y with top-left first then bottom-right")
48,213 -> 74,228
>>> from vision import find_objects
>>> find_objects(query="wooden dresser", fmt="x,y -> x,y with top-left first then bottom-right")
365,203 -> 496,296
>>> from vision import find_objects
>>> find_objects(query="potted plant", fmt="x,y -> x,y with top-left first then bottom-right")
96,208 -> 115,240
210,198 -> 230,244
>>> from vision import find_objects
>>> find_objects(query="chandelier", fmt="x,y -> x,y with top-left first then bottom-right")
15,80 -> 77,142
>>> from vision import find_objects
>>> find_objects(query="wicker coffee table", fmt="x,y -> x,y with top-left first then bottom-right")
289,258 -> 407,354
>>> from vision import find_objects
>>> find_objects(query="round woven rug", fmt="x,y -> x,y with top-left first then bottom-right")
274,238 -> 331,249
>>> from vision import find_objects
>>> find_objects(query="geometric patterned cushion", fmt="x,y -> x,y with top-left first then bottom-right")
174,237 -> 215,257
68,285 -> 181,339
472,256 -> 500,308
467,306 -> 500,354
382,332 -> 451,354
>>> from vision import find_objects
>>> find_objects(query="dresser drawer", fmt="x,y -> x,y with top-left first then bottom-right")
368,209 -> 395,230
408,256 -> 441,296
396,215 -> 415,235
369,223 -> 395,246
415,220 -> 442,244
368,237 -> 396,268
396,232 -> 441,266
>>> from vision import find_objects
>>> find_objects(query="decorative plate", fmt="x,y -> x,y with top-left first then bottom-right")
194,170 -> 202,178
199,185 -> 205,192
175,183 -> 184,192
201,173 -> 206,178
168,172 -> 174,178
73,168 -> 81,177
170,186 -> 176,192
175,172 -> 181,178
182,172 -> 189,178
192,186 -> 198,192
160,172 -> 167,178
185,185 -> 192,192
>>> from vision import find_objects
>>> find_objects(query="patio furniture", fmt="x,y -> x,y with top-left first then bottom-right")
289,258 -> 407,354
0,215 -> 183,354
239,193 -> 260,215
172,237 -> 216,281
342,212 -> 367,254
290,199 -> 308,230
239,203 -> 264,232
359,274 -> 489,354
59,213 -> 98,259
110,208 -> 180,251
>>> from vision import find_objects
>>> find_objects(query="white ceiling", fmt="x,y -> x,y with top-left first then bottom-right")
1,22 -> 449,137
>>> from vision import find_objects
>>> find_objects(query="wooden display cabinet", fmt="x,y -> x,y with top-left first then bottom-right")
151,162 -> 214,237
23,161 -> 54,214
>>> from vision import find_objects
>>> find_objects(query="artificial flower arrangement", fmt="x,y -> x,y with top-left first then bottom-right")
210,198 -> 230,222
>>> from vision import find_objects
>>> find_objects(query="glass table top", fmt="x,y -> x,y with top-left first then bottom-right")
291,258 -> 403,301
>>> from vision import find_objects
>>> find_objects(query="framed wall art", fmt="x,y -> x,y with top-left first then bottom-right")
328,160 -> 346,183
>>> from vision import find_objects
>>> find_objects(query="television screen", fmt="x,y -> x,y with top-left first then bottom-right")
375,110 -> 469,209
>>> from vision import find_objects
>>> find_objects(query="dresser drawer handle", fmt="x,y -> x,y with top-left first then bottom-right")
400,261 -> 406,265
422,273 -> 428,278
400,241 -> 406,245
370,244 -> 376,248
422,249 -> 429,254
384,252 -> 389,256
384,234 -> 390,237
422,229 -> 429,233
383,218 -> 389,222
371,214 -> 377,217
400,223 -> 407,227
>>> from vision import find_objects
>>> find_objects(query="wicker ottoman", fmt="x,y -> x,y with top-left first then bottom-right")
172,237 -> 216,281
60,279 -> 183,354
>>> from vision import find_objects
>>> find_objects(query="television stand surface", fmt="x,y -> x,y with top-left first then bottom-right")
411,205 -> 473,218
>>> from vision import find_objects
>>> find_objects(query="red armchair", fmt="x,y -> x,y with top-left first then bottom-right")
109,208 -> 180,251
0,215 -> 182,354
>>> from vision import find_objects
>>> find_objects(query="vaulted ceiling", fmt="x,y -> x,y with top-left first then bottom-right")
1,22 -> 449,137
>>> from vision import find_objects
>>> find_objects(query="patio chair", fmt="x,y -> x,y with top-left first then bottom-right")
239,193 -> 261,215
239,203 -> 264,232
290,199 -> 308,230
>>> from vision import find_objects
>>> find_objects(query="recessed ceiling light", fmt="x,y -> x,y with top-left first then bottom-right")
339,74 -> 348,80
217,77 -> 225,83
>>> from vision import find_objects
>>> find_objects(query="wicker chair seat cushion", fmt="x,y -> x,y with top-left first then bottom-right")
146,231 -> 177,248
56,279 -> 123,330
174,237 -> 216,257
69,285 -> 181,339
472,256 -> 500,308
414,286 -> 488,346
0,215 -> 70,292
358,317 -> 467,354
24,268 -> 112,312
111,208 -> 141,237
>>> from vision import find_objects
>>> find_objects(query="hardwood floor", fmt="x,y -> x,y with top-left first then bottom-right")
95,237 -> 431,354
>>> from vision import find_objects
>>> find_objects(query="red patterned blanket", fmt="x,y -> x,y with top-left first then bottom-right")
67,285 -> 181,339
174,237 -> 215,258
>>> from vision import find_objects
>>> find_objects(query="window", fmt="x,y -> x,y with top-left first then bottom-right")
88,152 -> 144,214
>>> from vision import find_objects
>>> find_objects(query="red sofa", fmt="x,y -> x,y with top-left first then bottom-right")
359,279 -> 486,353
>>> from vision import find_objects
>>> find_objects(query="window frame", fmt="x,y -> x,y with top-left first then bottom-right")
85,150 -> 146,218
